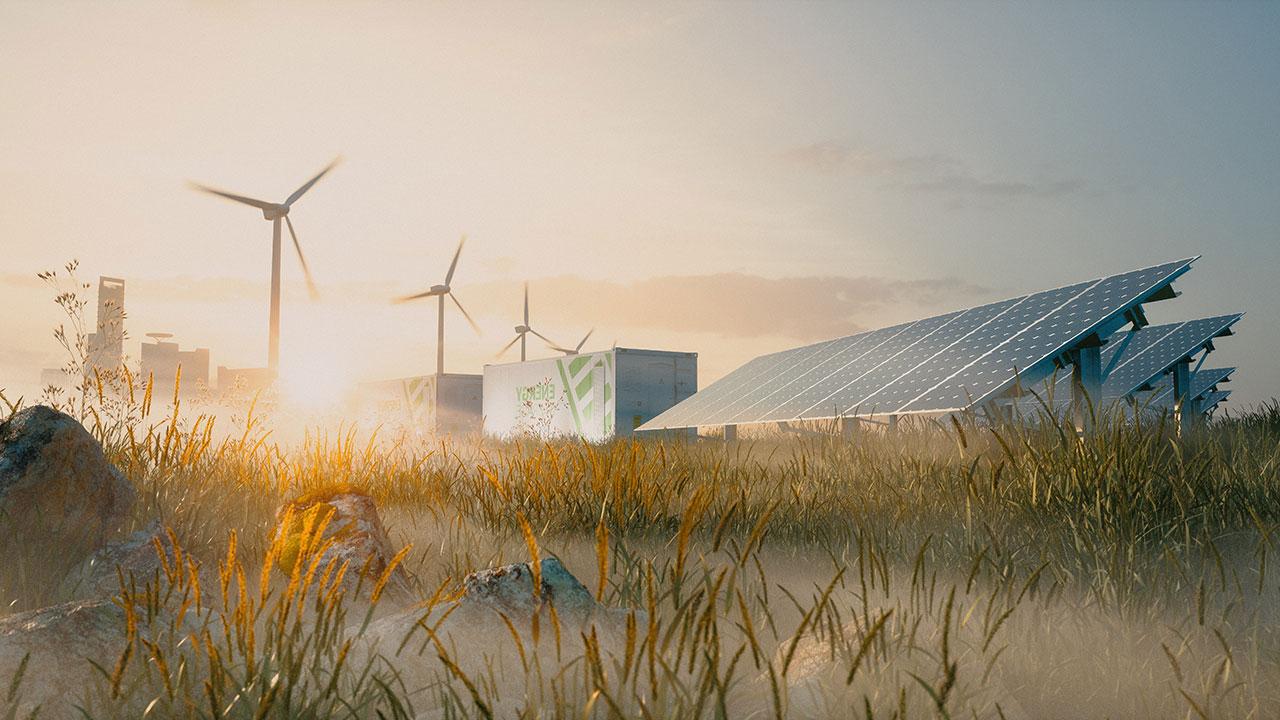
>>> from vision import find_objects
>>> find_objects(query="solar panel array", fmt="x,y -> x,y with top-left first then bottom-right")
1147,367 -> 1236,407
642,258 -> 1198,431
1146,387 -> 1232,415
1016,315 -> 1241,409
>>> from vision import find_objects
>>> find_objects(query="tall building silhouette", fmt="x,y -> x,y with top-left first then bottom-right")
85,276 -> 125,372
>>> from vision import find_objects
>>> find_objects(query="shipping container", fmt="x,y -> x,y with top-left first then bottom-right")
355,373 -> 482,435
482,348 -> 696,441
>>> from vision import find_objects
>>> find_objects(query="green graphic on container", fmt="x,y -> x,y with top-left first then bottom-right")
401,376 -> 433,424
556,352 -> 614,439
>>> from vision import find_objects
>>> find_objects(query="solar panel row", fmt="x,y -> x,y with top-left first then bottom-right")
1147,367 -> 1236,406
1018,315 -> 1241,407
642,257 -> 1198,431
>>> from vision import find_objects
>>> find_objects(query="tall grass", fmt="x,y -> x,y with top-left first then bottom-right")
3,385 -> 1280,717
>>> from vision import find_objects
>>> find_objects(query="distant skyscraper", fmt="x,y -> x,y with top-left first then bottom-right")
86,276 -> 125,372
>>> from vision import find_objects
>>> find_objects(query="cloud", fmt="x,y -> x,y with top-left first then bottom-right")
0,273 -> 48,291
903,176 -> 1085,199
464,272 -> 991,342
783,141 -> 1086,201
783,141 -> 960,177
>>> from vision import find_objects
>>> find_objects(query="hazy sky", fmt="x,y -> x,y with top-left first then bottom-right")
1,1 -> 1277,405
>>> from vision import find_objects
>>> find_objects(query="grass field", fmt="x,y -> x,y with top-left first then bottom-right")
5,387 -> 1280,719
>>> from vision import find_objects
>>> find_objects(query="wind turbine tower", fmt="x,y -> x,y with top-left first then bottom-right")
189,158 -> 338,375
498,282 -> 562,362
395,237 -> 481,375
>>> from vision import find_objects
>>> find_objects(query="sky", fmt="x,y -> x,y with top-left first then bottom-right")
1,1 -> 1277,407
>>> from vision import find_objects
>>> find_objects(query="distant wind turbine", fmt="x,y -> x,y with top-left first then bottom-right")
497,282 -> 560,361
551,328 -> 596,356
394,236 -> 482,375
189,157 -> 339,374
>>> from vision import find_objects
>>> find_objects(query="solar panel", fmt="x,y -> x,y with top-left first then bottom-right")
748,312 -> 964,423
1018,316 -> 1240,408
1144,387 -> 1231,415
1190,367 -> 1235,398
646,350 -> 789,430
640,257 -> 1196,431
1148,367 -> 1236,406
1096,315 -> 1239,395
674,338 -> 844,428
1202,390 -> 1231,413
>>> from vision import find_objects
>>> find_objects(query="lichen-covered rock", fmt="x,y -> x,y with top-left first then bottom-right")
0,600 -> 132,718
0,406 -> 135,551
463,557 -> 596,622
58,520 -> 178,599
274,489 -> 412,601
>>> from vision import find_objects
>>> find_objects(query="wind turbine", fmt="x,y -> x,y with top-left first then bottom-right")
189,157 -> 338,375
551,328 -> 596,356
497,282 -> 560,362
394,237 -> 481,375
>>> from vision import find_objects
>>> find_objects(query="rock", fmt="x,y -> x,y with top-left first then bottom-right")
0,599 -> 132,718
463,557 -> 596,623
0,405 -> 136,555
58,520 -> 178,599
274,489 -> 412,601
357,557 -> 643,700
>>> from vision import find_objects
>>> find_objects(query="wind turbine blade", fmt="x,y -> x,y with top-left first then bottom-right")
393,289 -> 440,303
529,328 -> 561,349
523,282 -> 530,325
445,236 -> 465,286
285,216 -> 319,300
188,182 -> 275,210
285,156 -> 341,207
497,334 -> 521,358
450,292 -> 482,335
548,344 -> 574,354
576,328 -> 595,352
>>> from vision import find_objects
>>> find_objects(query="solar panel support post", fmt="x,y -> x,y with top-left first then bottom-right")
1172,359 -> 1193,436
723,424 -> 738,442
888,414 -> 900,433
984,401 -> 1013,428
1071,344 -> 1103,433
841,417 -> 858,441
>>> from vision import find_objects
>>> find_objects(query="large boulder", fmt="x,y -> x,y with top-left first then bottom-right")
0,406 -> 136,552
58,521 -> 179,599
274,489 -> 412,601
0,599 -> 132,718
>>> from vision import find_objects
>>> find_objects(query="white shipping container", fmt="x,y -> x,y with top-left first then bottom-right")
483,348 -> 696,441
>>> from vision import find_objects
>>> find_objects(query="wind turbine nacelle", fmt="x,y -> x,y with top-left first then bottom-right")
430,284 -> 449,295
515,325 -> 530,334
262,205 -> 290,220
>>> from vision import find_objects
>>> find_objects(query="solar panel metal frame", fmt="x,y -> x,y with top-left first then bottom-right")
640,257 -> 1197,431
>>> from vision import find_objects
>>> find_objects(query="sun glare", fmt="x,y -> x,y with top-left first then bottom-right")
279,354 -> 353,411
277,305 -> 358,412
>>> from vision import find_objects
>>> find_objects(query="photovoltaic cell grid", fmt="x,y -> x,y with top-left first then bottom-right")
1018,315 -> 1241,405
641,258 -> 1197,430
